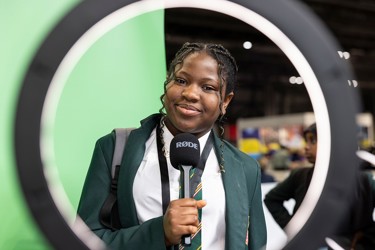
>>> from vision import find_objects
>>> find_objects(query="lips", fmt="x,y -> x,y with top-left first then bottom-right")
176,103 -> 201,116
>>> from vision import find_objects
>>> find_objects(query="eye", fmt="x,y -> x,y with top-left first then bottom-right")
202,84 -> 217,92
306,138 -> 317,145
174,77 -> 186,85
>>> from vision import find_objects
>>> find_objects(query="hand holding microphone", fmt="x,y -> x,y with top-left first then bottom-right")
163,133 -> 204,246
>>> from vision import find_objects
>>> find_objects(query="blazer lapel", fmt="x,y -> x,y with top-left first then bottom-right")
117,114 -> 161,226
221,150 -> 249,249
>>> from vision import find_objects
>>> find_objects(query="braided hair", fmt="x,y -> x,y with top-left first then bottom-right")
159,42 -> 238,131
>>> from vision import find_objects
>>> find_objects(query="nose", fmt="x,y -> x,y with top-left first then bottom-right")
181,84 -> 199,101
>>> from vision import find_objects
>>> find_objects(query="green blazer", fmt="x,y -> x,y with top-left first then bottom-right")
78,114 -> 267,250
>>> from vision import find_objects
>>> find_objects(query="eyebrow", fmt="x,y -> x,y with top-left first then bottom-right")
176,70 -> 219,83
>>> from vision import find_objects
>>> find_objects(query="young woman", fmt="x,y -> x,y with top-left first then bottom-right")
77,42 -> 267,250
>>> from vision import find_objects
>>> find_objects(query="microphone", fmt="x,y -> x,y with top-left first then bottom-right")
170,133 -> 200,246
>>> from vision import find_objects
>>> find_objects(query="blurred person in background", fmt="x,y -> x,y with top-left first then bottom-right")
263,123 -> 317,229
326,171 -> 375,250
264,122 -> 375,249
326,148 -> 375,249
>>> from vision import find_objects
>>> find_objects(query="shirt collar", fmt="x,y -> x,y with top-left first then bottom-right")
162,121 -> 211,155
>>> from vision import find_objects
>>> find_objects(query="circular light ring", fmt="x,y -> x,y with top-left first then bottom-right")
14,0 -> 361,249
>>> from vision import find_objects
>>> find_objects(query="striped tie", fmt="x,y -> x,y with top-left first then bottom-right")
179,168 -> 202,250
178,131 -> 213,250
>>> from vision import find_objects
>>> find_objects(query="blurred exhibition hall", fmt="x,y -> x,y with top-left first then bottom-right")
165,0 -> 375,172
3,0 -> 375,250
165,4 -> 375,248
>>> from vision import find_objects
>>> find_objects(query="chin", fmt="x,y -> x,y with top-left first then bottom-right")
308,159 -> 316,164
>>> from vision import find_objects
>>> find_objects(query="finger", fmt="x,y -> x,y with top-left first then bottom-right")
167,205 -> 198,217
175,224 -> 199,236
167,212 -> 199,226
187,224 -> 199,234
172,198 -> 199,207
164,220 -> 199,244
165,205 -> 198,222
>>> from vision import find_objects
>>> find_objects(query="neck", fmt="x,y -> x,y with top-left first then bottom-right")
163,117 -> 213,138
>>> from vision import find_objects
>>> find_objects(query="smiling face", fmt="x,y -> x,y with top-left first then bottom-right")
163,52 -> 233,138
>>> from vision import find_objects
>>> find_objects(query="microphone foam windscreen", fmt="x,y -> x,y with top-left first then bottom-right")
170,133 -> 200,170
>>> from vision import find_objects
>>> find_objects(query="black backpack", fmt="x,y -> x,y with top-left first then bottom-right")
99,128 -> 134,230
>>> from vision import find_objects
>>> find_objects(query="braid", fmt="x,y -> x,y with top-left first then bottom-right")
205,44 -> 237,134
206,43 -> 238,95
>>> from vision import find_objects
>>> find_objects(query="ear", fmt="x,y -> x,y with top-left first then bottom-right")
221,92 -> 234,115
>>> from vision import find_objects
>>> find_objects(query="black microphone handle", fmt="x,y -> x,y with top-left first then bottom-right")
180,165 -> 192,246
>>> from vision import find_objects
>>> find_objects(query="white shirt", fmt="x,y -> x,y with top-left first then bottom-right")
132,125 -> 226,249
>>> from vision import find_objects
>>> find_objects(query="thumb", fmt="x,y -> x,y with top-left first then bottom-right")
196,200 -> 207,209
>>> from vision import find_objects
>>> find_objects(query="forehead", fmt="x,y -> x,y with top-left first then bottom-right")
180,52 -> 218,69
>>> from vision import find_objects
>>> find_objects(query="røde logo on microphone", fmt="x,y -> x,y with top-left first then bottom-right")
176,141 -> 198,150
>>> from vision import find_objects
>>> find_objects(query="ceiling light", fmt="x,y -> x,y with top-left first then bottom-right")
243,41 -> 252,49
295,76 -> 304,84
289,76 -> 296,84
338,50 -> 350,59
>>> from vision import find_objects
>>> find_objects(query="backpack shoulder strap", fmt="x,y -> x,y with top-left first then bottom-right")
111,128 -> 133,177
100,127 -> 134,230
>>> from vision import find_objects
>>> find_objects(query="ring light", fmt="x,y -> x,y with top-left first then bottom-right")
14,0 -> 361,249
